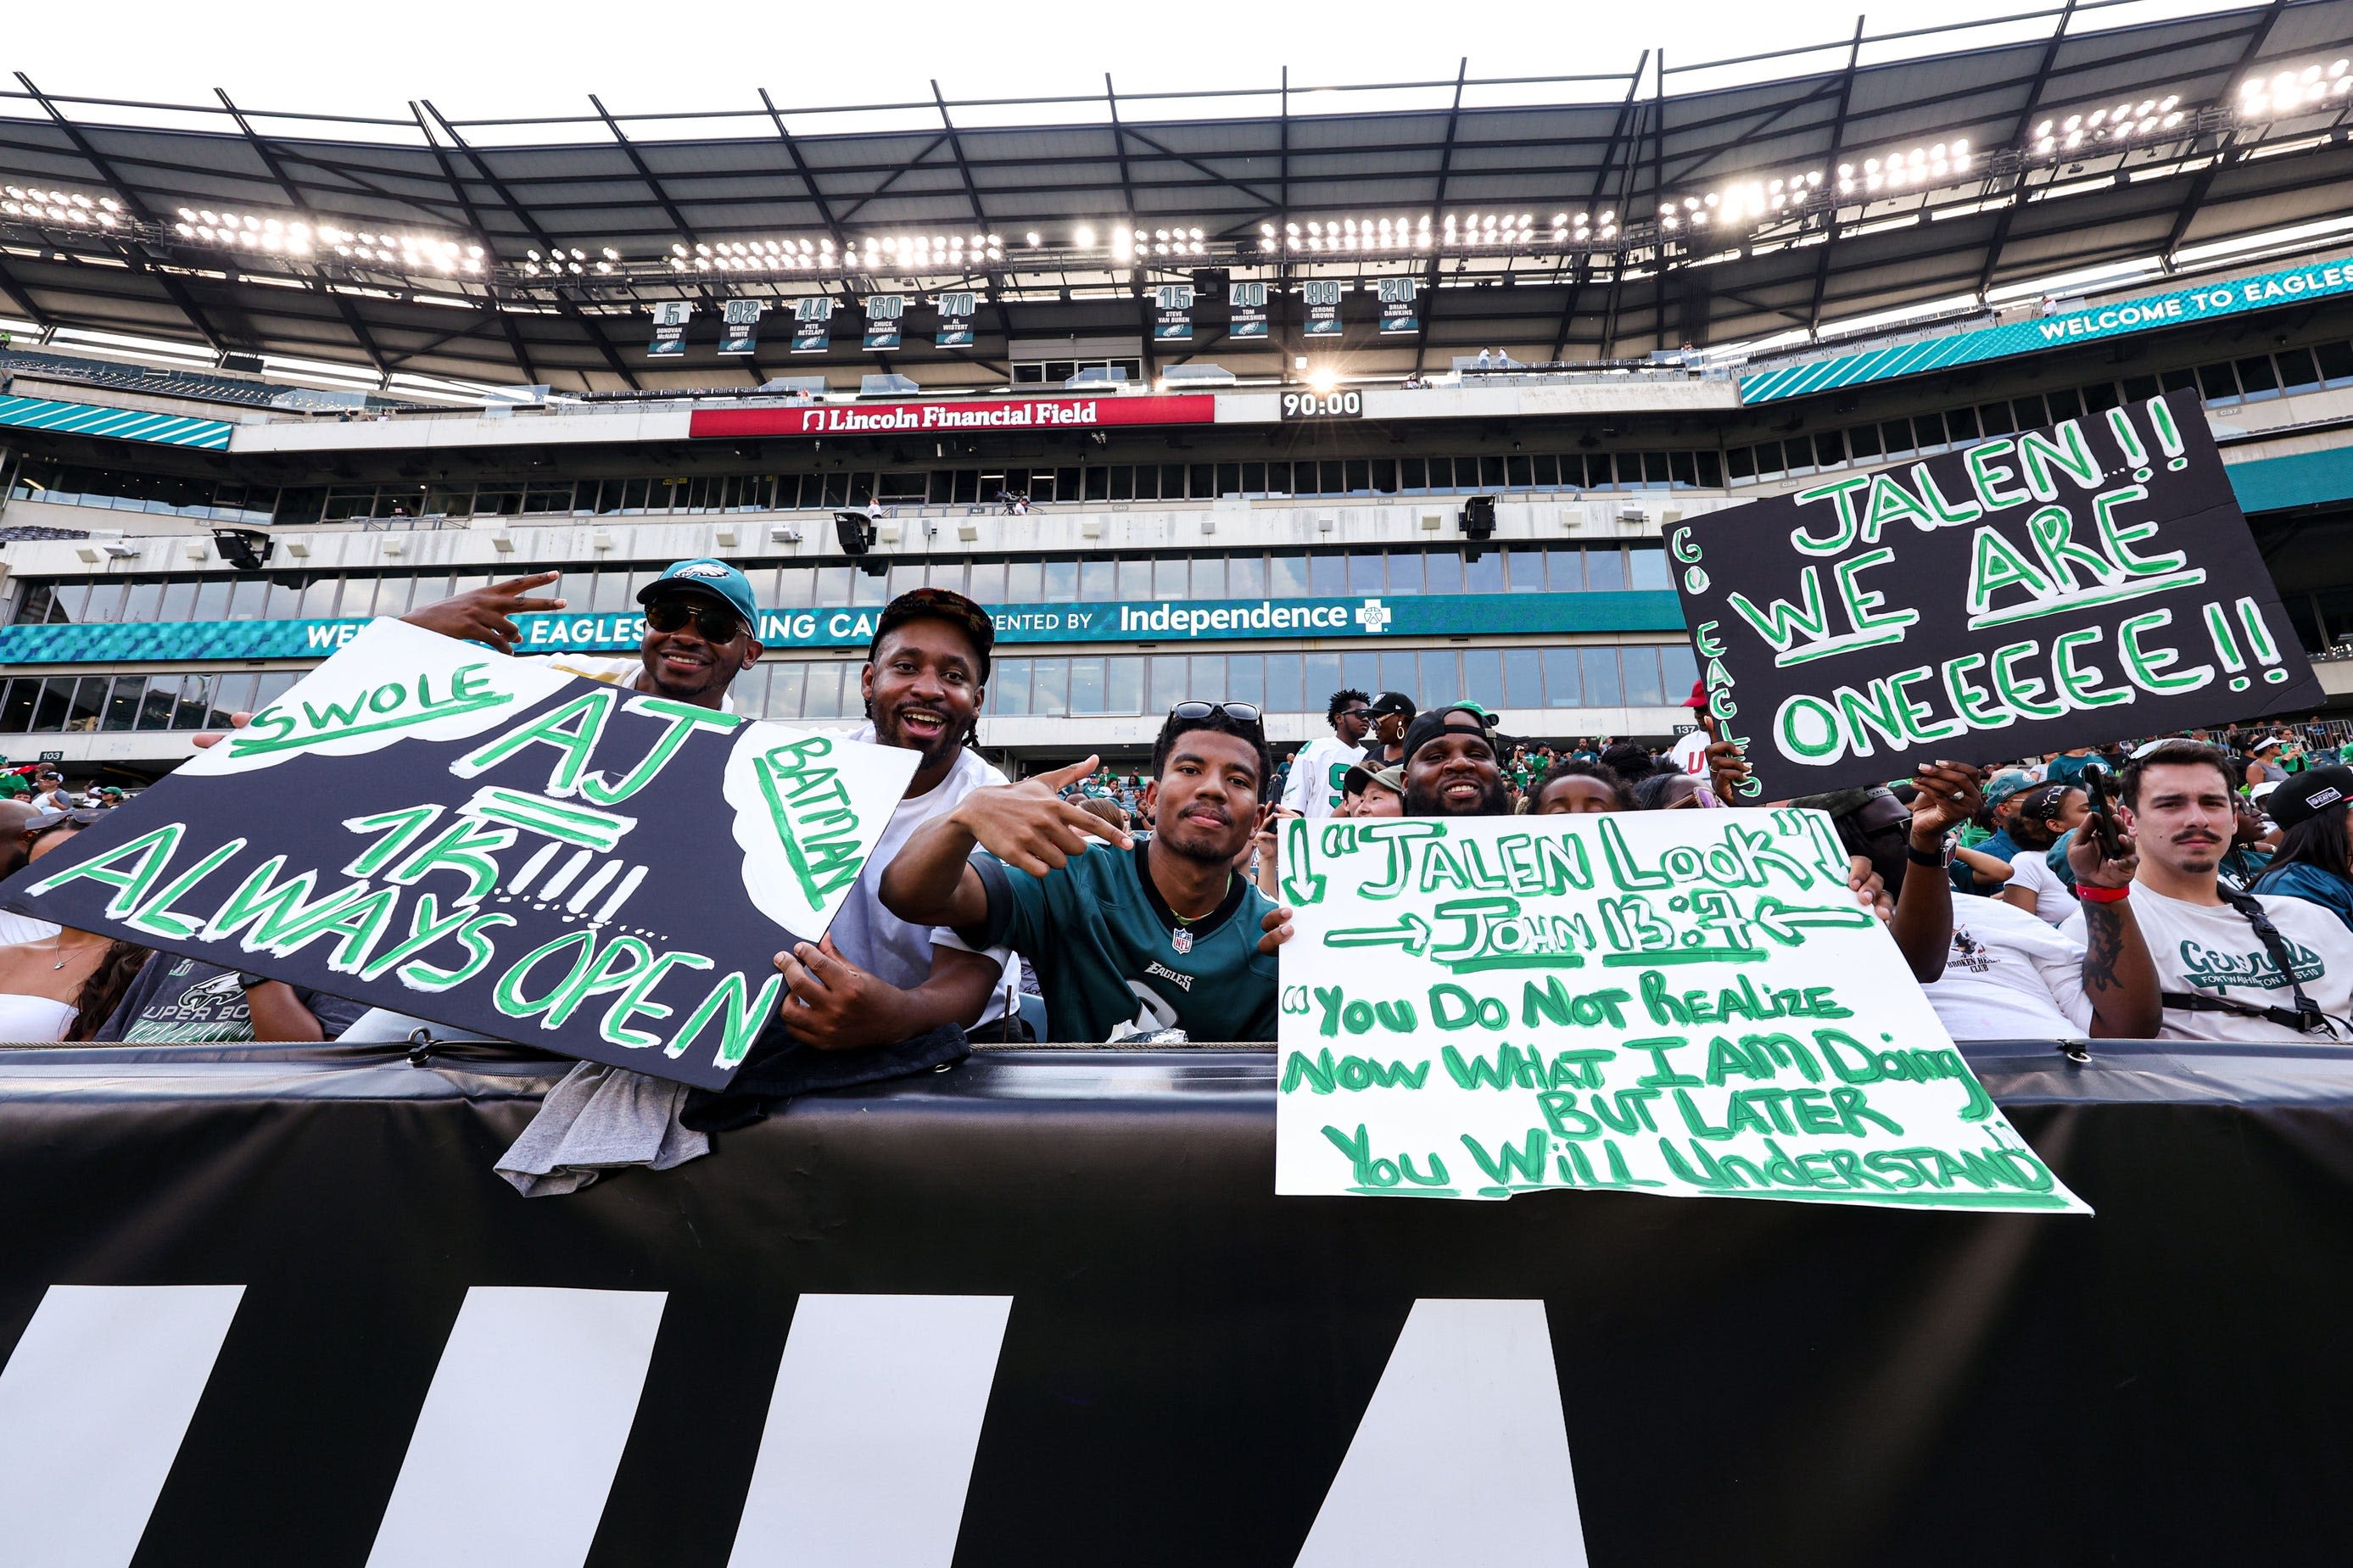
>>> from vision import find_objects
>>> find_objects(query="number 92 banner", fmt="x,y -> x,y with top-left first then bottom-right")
1669,388 -> 2321,798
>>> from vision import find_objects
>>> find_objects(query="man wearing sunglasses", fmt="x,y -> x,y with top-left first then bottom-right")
401,557 -> 764,710
1281,687 -> 1371,820
882,700 -> 1297,1041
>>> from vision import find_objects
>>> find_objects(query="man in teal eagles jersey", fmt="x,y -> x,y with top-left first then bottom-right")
882,701 -> 1298,1041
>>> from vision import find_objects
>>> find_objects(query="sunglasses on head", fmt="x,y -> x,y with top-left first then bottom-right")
645,597 -> 744,642
1170,700 -> 1263,729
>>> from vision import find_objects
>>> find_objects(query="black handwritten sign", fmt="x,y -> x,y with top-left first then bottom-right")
1669,388 -> 2320,796
0,620 -> 914,1087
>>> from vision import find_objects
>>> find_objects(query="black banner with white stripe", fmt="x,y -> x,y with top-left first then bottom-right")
0,1041 -> 2345,1564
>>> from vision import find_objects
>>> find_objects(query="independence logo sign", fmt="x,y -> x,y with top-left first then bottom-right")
0,592 -> 1687,665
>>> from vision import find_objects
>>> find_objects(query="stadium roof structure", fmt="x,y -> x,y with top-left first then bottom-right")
3,0 -> 2353,396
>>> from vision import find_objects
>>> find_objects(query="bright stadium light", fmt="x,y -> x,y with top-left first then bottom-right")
2239,58 -> 2353,117
1,180 -> 123,232
1074,223 -> 1098,248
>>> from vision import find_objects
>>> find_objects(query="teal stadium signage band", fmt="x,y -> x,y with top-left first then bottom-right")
1739,252 -> 2353,405
0,589 -> 1687,666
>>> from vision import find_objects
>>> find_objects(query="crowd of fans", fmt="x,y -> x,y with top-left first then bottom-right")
4,556 -> 2351,1188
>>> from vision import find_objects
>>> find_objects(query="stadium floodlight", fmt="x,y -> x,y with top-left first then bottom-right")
1,180 -> 124,232
2239,58 -> 2353,117
1074,223 -> 1097,247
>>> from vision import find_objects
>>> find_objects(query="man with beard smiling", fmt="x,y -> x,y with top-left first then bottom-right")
881,701 -> 1297,1041
1399,706 -> 1514,817
2060,739 -> 2353,1040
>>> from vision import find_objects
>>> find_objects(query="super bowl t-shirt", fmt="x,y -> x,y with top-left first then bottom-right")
1922,894 -> 2090,1040
2060,885 -> 2353,1041
98,956 -> 369,1042
967,840 -> 1279,1042
1283,736 -> 1366,818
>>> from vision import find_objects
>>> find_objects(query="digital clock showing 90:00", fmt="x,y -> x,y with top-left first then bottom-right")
1279,390 -> 1364,420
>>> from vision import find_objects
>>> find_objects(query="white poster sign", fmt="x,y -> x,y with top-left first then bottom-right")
1275,811 -> 2088,1213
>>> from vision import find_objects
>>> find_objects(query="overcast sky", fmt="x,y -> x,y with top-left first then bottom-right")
3,0 -> 2238,138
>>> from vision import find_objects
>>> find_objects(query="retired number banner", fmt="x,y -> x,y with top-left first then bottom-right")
1671,388 -> 2321,797
0,620 -> 914,1088
1276,812 -> 2088,1213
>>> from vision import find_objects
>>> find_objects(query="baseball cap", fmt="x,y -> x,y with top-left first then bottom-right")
1367,765 -> 1406,796
1682,678 -> 1708,709
871,587 -> 996,676
2268,765 -> 2353,831
638,559 -> 759,629
1984,771 -> 2036,804
1401,705 -> 1495,764
1340,762 -> 1376,798
1367,690 -> 1417,721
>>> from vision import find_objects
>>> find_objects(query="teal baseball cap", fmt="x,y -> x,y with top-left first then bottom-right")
638,558 -> 759,629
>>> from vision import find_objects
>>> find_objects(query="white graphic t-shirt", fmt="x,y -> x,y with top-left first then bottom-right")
1283,736 -> 1367,818
1923,894 -> 2089,1040
2060,885 -> 2353,1041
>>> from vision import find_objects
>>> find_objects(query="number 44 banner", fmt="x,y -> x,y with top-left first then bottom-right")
0,620 -> 915,1089
1276,812 -> 2088,1213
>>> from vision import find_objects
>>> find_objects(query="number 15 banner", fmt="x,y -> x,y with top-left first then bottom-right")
1669,388 -> 2320,798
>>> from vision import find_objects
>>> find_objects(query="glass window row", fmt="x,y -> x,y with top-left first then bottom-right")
14,544 -> 1677,626
0,644 -> 1699,736
0,670 -> 301,735
12,335 -> 2353,524
735,644 -> 1700,723
1725,342 -> 2353,483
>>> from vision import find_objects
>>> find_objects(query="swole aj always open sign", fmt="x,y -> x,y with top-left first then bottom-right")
0,620 -> 914,1088
1671,388 -> 2321,797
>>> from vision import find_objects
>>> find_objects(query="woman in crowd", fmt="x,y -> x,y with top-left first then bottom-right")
2252,766 -> 2353,934
1999,783 -> 2088,926
0,810 -> 149,1041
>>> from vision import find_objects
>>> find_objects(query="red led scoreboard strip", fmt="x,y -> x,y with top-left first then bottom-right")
689,393 -> 1216,438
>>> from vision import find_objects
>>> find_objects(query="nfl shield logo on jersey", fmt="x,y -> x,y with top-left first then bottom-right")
1171,929 -> 1193,955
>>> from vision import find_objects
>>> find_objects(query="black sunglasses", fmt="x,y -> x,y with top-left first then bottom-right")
26,807 -> 106,837
645,597 -> 745,642
1169,700 -> 1263,728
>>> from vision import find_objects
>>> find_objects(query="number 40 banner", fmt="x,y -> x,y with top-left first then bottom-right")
1276,812 -> 2088,1213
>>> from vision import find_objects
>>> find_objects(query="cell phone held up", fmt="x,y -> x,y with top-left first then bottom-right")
2083,767 -> 2128,862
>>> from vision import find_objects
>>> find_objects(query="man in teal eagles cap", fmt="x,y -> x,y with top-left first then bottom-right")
401,557 -> 763,710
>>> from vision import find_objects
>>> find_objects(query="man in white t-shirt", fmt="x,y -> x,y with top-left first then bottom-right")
1668,680 -> 1713,780
1887,759 -> 2160,1041
1281,688 -> 1371,819
2060,740 -> 2353,1041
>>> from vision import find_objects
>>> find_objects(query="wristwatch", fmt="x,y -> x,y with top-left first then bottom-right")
1905,835 -> 1954,868
235,972 -> 269,990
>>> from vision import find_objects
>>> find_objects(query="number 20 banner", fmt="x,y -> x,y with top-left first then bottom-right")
1670,388 -> 2321,797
